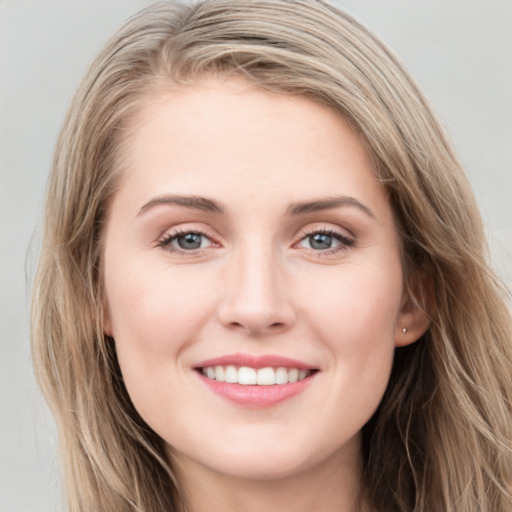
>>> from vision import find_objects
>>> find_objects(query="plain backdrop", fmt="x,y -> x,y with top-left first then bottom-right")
1,1 -> 511,510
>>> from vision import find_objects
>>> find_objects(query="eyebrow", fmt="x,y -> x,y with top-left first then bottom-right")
138,195 -> 224,216
137,194 -> 374,219
286,196 -> 375,218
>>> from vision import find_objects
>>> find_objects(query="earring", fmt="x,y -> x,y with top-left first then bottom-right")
402,328 -> 407,334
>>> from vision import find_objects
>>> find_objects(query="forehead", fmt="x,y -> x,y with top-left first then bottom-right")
112,77 -> 389,222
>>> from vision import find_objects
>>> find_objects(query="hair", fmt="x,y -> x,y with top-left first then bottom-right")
31,1 -> 512,511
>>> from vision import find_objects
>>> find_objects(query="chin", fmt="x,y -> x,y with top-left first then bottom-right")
202,450 -> 316,481
166,426 -> 361,484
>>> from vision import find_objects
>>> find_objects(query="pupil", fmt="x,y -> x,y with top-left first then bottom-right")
178,233 -> 202,250
310,233 -> 332,250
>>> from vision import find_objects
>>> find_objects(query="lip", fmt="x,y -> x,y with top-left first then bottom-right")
194,353 -> 315,370
193,353 -> 318,408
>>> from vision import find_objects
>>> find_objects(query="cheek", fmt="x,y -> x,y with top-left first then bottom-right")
104,261 -> 221,421
105,259 -> 219,365
301,262 -> 402,400
304,262 -> 403,345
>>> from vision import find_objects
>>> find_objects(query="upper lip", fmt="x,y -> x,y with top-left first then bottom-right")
194,353 -> 316,370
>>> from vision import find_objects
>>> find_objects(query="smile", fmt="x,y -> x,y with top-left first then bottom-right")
200,365 -> 313,385
194,354 -> 318,407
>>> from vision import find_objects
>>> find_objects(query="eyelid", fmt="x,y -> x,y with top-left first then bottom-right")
156,224 -> 222,253
292,224 -> 355,256
294,222 -> 355,242
154,222 -> 355,257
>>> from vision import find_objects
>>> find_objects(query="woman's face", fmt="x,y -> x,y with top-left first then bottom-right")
103,78 -> 417,483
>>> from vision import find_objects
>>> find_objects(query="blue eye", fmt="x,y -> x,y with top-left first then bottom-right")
298,230 -> 354,252
308,233 -> 337,250
158,230 -> 214,252
175,232 -> 204,250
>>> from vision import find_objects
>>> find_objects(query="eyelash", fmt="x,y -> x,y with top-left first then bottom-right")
157,228 -> 218,254
295,228 -> 355,256
156,227 -> 355,256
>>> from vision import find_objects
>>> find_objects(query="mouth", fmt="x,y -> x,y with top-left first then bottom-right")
193,354 -> 318,407
197,365 -> 314,385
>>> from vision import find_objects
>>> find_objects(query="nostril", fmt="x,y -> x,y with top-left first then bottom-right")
226,320 -> 286,334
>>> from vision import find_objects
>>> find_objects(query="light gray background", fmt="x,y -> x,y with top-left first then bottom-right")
1,1 -> 511,511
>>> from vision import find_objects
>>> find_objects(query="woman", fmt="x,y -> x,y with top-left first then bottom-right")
31,1 -> 512,511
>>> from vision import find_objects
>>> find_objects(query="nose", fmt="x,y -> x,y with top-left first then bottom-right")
217,244 -> 296,336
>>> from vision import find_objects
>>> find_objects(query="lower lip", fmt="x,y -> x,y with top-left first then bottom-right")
196,372 -> 316,407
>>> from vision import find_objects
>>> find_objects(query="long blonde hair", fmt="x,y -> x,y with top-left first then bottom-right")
32,1 -> 512,511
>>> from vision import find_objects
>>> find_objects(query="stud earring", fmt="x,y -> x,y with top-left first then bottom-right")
402,328 -> 407,334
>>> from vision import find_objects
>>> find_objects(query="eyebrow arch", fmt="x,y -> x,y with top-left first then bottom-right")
138,195 -> 224,216
286,196 -> 375,218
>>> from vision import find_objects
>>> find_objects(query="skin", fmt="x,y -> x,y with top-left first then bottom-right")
103,77 -> 428,512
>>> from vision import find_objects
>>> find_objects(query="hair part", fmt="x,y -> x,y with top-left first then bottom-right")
32,1 -> 512,511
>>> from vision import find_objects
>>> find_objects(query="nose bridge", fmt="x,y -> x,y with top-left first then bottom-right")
239,241 -> 278,305
218,235 -> 294,334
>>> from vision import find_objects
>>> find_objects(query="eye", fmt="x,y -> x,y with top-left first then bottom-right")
296,229 -> 354,254
304,232 -> 338,250
158,230 -> 215,252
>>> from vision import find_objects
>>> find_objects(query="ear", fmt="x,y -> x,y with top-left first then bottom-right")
395,278 -> 432,347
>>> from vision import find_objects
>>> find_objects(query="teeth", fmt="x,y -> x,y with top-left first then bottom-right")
288,368 -> 299,383
238,367 -> 257,385
256,367 -> 275,385
214,365 -> 224,382
225,365 -> 237,383
275,367 -> 288,384
200,365 -> 312,385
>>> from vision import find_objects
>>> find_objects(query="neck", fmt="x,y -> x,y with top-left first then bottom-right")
171,435 -> 367,512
